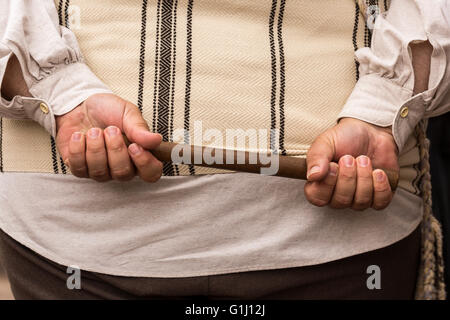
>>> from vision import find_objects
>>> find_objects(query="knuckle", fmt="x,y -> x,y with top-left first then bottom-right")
358,173 -> 373,182
142,163 -> 163,183
135,156 -> 153,168
352,199 -> 371,211
71,167 -> 88,177
355,197 -> 371,207
324,177 -> 337,187
144,172 -> 162,183
304,184 -> 330,207
373,203 -> 388,210
108,144 -> 125,153
309,198 -> 328,207
329,202 -> 345,209
373,197 -> 392,210
68,149 -> 83,157
89,169 -> 109,179
374,184 -> 390,193
92,175 -> 111,182
331,194 -> 353,208
111,167 -> 134,180
87,144 -> 106,155
340,171 -> 356,180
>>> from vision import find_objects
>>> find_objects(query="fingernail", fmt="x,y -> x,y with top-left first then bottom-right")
310,166 -> 321,174
106,126 -> 118,136
72,132 -> 82,141
358,156 -> 369,167
129,144 -> 142,155
343,156 -> 354,167
308,166 -> 321,178
88,128 -> 100,139
329,165 -> 337,176
376,170 -> 385,182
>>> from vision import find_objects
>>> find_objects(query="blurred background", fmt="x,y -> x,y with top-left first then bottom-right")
0,264 -> 13,300
428,113 -> 450,293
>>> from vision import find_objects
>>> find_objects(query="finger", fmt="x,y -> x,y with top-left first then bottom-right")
352,155 -> 374,211
68,132 -> 88,178
304,162 -> 339,207
372,169 -> 393,210
128,143 -> 163,183
104,126 -> 135,181
86,128 -> 110,182
122,102 -> 162,150
306,133 -> 334,182
330,155 -> 357,209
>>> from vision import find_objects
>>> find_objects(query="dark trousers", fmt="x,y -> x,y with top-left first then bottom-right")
0,227 -> 420,300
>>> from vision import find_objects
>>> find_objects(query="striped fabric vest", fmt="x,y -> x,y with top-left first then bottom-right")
0,0 -> 421,193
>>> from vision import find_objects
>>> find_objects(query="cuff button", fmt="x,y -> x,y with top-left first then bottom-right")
400,106 -> 409,118
39,102 -> 49,114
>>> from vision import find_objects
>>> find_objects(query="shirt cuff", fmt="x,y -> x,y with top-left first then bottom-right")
0,95 -> 56,136
338,73 -> 427,153
26,61 -> 112,136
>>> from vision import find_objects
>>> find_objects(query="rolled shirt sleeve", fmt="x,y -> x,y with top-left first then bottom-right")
0,0 -> 112,137
339,0 -> 450,153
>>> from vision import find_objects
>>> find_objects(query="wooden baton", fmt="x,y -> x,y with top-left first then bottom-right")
124,136 -> 399,191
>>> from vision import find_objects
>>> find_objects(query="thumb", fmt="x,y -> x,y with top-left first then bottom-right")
122,103 -> 162,150
306,133 -> 335,182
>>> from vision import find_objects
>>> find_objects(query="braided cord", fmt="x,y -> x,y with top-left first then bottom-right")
415,120 -> 446,300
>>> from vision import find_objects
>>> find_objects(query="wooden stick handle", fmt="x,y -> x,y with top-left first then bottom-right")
125,136 -> 399,190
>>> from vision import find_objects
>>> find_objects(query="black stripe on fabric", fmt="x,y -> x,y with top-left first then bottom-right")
53,0 -> 70,174
152,0 -> 163,132
268,0 -> 278,153
57,0 -> 63,25
364,22 -> 370,48
184,0 -> 195,175
138,0 -> 149,112
158,0 -> 176,176
59,0 -> 71,174
64,0 -> 70,28
363,0 -> 370,47
50,137 -> 59,174
0,118 -> 3,172
50,0 -> 66,174
277,0 -> 286,156
60,156 -> 67,174
365,0 -> 379,47
169,0 -> 179,175
353,0 -> 360,80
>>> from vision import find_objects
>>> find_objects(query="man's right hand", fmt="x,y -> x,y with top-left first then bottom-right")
56,93 -> 163,183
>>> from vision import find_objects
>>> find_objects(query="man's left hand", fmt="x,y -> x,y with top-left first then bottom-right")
305,118 -> 399,211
